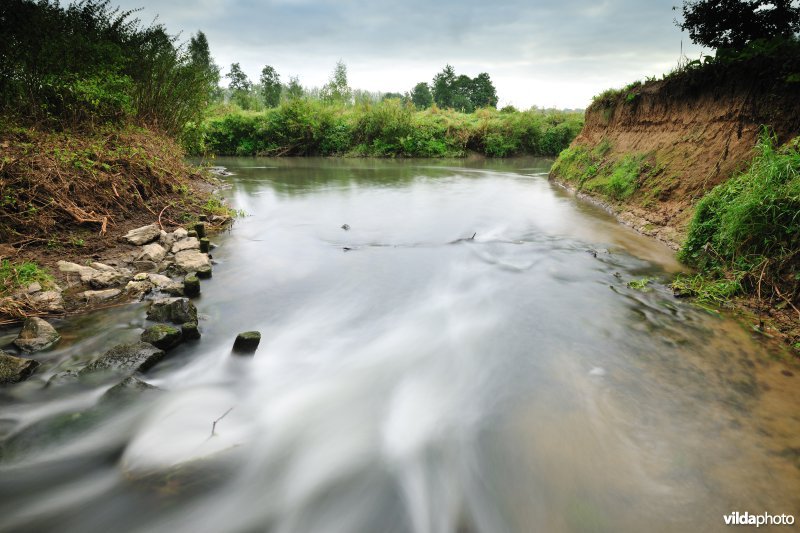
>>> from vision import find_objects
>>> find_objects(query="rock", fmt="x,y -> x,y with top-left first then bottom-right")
146,273 -> 173,288
199,237 -> 210,253
79,342 -> 165,376
91,262 -> 118,272
133,260 -> 158,272
171,237 -> 200,254
232,331 -> 261,355
183,274 -> 200,297
181,321 -> 201,340
101,376 -> 158,402
158,230 -> 175,250
27,282 -> 42,294
141,324 -> 183,350
147,297 -> 198,324
194,222 -> 206,238
211,214 -> 231,224
161,282 -> 185,296
133,272 -> 149,281
29,290 -> 64,312
88,269 -> 126,289
124,224 -> 161,245
57,260 -> 97,283
174,250 -> 211,272
0,351 -> 40,384
196,265 -> 212,279
138,242 -> 167,263
13,317 -> 61,353
80,288 -> 121,304
173,227 -> 189,240
126,280 -> 153,295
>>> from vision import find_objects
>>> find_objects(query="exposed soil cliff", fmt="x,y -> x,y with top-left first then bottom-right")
550,55 -> 800,248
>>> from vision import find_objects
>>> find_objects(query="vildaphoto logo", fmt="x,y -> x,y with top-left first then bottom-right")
723,512 -> 795,527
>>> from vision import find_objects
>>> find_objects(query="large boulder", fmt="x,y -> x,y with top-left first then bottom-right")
13,317 -> 61,352
138,242 -> 167,263
0,351 -> 40,384
174,250 -> 211,273
147,297 -> 198,324
124,224 -> 161,245
79,342 -> 165,376
141,324 -> 183,350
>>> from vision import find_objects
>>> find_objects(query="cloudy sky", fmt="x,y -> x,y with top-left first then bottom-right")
112,0 -> 705,109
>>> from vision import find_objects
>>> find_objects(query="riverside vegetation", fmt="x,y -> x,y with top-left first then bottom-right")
187,100 -> 583,158
550,0 -> 800,349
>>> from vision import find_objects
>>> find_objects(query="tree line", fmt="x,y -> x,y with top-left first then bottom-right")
219,61 -> 499,113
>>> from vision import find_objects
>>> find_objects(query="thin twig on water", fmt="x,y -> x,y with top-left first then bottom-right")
211,407 -> 234,437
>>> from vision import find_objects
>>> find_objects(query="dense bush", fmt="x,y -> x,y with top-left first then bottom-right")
0,0 -> 216,134
194,100 -> 584,158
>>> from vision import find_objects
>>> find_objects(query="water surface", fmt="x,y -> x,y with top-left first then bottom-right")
1,157 -> 799,533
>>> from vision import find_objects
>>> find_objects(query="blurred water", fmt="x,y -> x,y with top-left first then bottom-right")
1,157 -> 798,533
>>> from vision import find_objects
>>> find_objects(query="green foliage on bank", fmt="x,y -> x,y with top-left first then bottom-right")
0,0 -> 217,134
677,133 -> 800,303
550,140 -> 648,200
186,99 -> 584,158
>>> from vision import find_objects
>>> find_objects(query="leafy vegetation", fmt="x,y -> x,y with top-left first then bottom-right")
678,133 -> 800,307
550,140 -> 649,200
189,99 -> 583,158
676,0 -> 800,51
0,0 -> 217,134
627,277 -> 654,291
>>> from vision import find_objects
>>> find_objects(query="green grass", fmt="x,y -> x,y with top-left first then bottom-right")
678,133 -> 799,303
670,273 -> 744,307
627,277 -> 654,291
551,142 -> 646,201
0,260 -> 52,296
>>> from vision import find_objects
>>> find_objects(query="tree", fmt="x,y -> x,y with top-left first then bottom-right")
188,31 -> 221,102
320,60 -> 352,104
431,64 -> 456,108
676,0 -> 800,50
226,62 -> 251,92
409,82 -> 432,109
286,76 -> 304,100
259,65 -> 281,107
471,72 -> 498,108
226,62 -> 252,108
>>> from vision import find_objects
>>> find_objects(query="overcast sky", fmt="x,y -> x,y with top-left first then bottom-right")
111,0 -> 705,109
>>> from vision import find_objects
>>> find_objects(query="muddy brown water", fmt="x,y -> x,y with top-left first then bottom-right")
1,157 -> 798,533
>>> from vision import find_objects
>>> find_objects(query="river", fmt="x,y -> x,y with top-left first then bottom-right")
1,157 -> 798,532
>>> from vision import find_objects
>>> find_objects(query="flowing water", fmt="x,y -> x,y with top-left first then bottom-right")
1,157 -> 799,533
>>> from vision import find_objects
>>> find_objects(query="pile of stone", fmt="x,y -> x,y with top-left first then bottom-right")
54,222 -> 214,307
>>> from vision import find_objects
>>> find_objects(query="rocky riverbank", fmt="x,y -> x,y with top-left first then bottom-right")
0,216 -> 226,385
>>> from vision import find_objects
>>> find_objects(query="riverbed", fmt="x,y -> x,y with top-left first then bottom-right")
1,157 -> 798,533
